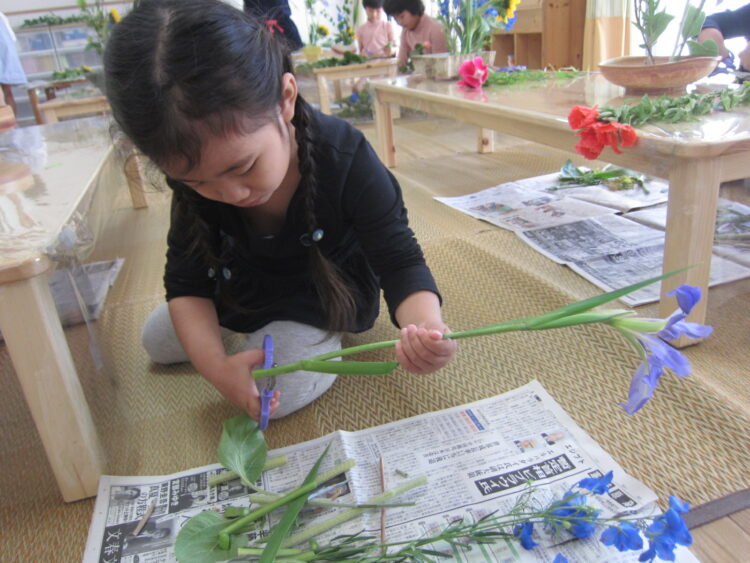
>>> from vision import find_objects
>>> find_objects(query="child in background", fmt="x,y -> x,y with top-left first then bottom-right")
105,0 -> 457,421
357,0 -> 395,58
383,0 -> 448,68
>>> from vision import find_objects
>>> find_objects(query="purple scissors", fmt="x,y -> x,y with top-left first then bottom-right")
258,334 -> 276,431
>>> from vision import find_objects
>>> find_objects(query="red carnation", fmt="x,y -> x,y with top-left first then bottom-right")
568,105 -> 599,129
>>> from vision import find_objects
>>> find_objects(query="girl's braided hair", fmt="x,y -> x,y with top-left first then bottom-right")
105,0 -> 357,332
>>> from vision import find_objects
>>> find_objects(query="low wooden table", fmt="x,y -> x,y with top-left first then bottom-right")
371,73 -> 750,335
26,79 -> 90,125
313,59 -> 397,115
0,117 -> 145,501
39,94 -> 110,124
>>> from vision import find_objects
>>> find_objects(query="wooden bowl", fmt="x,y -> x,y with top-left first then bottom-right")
598,55 -> 721,95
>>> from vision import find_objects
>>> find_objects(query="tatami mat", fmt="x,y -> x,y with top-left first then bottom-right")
1,116 -> 748,561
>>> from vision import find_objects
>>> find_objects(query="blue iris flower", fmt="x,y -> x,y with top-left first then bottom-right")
552,555 -> 568,563
350,93 -> 359,102
578,470 -> 613,495
504,15 -> 517,30
612,285 -> 712,414
485,7 -> 498,17
513,522 -> 538,550
600,522 -> 644,552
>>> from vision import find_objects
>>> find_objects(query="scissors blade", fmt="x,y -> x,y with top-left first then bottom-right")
259,334 -> 275,431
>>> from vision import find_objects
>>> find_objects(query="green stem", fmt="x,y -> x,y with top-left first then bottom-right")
218,459 -> 355,549
281,477 -> 428,548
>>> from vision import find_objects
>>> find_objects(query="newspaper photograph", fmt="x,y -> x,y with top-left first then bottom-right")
568,244 -> 750,306
84,381 -> 698,563
518,214 -> 665,265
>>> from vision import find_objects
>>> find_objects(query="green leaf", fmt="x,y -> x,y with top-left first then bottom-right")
524,267 -> 690,329
259,444 -> 331,563
174,511 -> 247,563
217,415 -> 268,488
299,359 -> 399,375
560,159 -> 581,178
647,11 -> 674,45
681,5 -> 706,40
687,39 -> 719,56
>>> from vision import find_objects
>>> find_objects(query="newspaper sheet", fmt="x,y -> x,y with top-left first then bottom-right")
626,199 -> 750,268
519,214 -> 750,305
434,182 -> 615,232
84,381 -> 698,563
433,172 -> 668,234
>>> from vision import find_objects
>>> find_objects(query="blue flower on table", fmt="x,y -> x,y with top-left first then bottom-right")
578,470 -> 613,495
600,521 -> 644,552
639,497 -> 692,562
513,521 -> 538,550
552,555 -> 569,563
545,493 -> 600,539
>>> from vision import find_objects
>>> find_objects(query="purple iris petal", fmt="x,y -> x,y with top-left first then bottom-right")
666,285 -> 701,314
669,496 -> 691,514
659,315 -> 713,341
578,470 -> 613,495
643,336 -> 691,378
621,361 -> 662,415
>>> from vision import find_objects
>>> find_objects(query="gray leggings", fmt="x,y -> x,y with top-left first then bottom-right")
142,302 -> 341,418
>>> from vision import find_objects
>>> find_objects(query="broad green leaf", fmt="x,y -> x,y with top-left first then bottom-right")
681,5 -> 706,40
300,359 -> 399,375
259,444 -> 331,563
648,12 -> 674,45
687,39 -> 719,56
174,511 -> 247,563
217,414 -> 268,488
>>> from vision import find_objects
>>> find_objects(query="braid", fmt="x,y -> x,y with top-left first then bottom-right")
293,97 -> 358,332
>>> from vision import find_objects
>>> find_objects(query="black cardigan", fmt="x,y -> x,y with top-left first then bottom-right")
163,111 -> 440,334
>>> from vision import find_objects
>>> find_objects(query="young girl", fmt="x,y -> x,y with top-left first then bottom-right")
105,0 -> 457,422
383,0 -> 448,68
357,0 -> 395,59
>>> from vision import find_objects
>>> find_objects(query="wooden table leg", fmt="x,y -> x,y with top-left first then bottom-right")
334,79 -> 343,102
660,157 -> 721,346
478,128 -> 494,153
27,87 -> 43,125
373,91 -> 396,168
124,150 -> 149,209
0,268 -> 104,501
317,74 -> 332,115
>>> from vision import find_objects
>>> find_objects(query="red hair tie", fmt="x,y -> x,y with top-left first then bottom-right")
265,19 -> 284,35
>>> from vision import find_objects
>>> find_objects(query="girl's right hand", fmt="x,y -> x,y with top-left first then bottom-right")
205,349 -> 280,421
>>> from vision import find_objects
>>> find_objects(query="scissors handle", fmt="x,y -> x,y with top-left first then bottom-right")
259,335 -> 274,431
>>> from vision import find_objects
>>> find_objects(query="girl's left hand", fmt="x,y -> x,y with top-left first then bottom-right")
395,324 -> 457,374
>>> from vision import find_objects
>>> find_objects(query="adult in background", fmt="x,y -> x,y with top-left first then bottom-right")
243,0 -> 304,51
0,12 -> 27,114
698,2 -> 750,73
